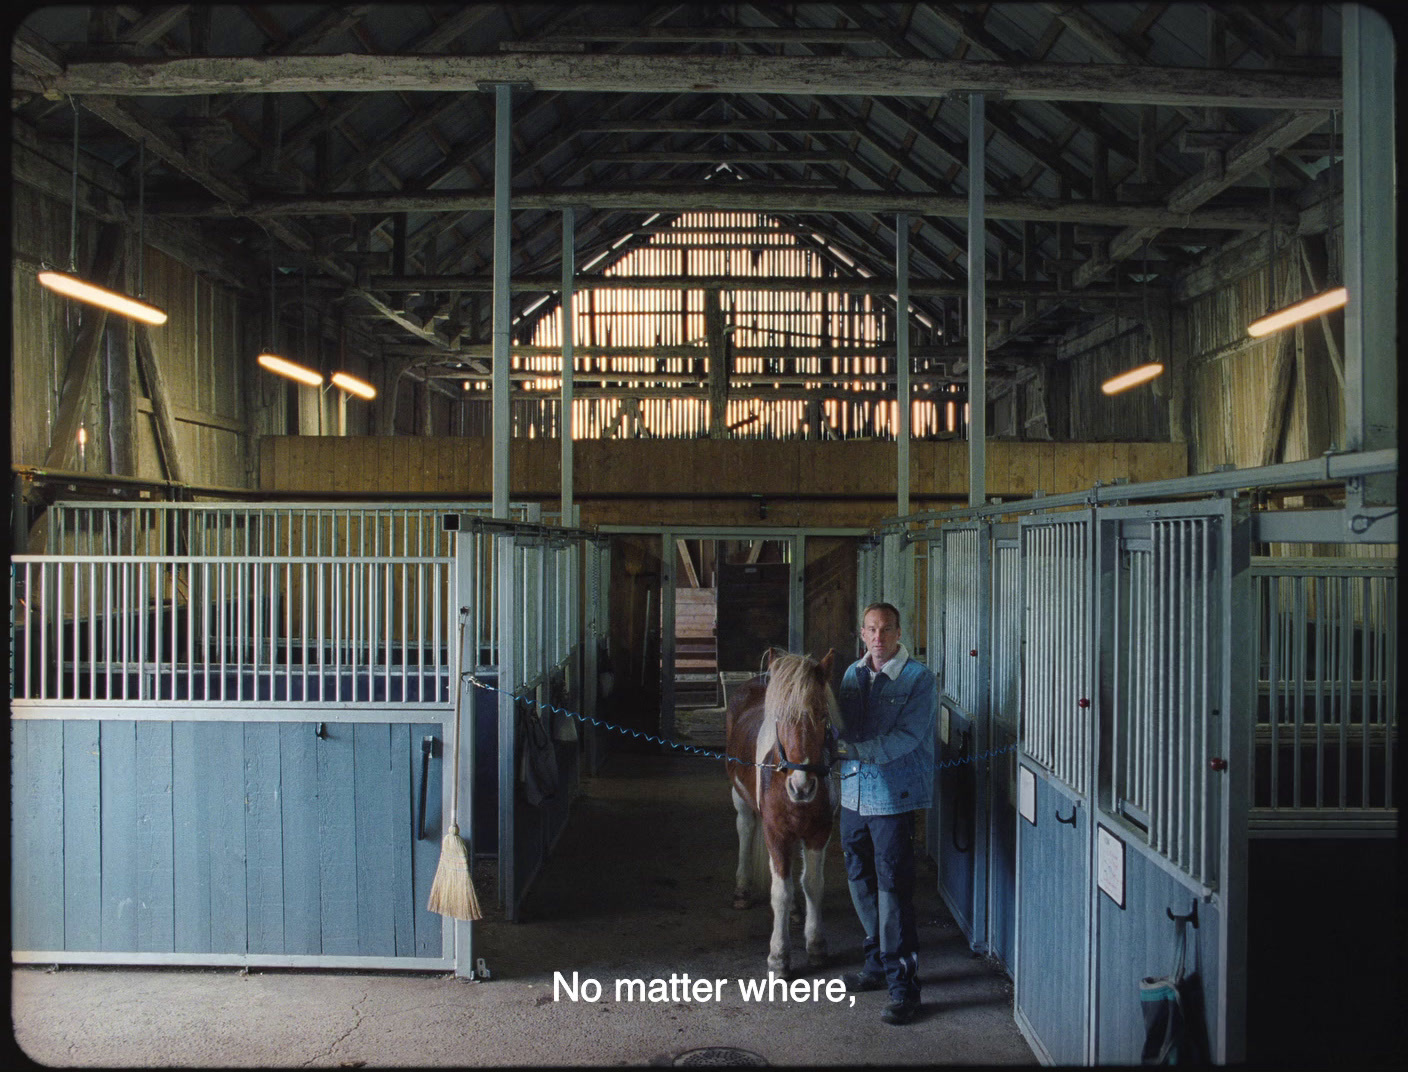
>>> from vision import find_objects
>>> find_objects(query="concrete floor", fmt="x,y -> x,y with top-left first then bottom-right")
11,751 -> 1036,1067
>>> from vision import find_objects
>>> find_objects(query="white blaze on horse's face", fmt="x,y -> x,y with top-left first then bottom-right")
779,717 -> 822,804
786,764 -> 818,803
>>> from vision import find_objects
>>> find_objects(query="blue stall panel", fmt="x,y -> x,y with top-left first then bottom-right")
1014,770 -> 1091,1066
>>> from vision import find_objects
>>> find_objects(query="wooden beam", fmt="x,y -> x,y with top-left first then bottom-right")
676,539 -> 701,588
133,326 -> 186,484
1073,109 -> 1330,286
116,6 -> 191,49
16,53 -> 1340,109
360,273 -> 1151,300
44,226 -> 125,469
581,119 -> 854,133
149,186 -> 1284,230
705,289 -> 729,437
592,151 -> 839,164
510,27 -> 879,45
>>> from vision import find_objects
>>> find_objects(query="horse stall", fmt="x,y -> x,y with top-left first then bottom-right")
10,500 -> 605,971
897,488 -> 1397,1065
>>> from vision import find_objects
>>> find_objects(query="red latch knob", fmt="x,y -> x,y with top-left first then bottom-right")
1078,698 -> 1090,708
1209,757 -> 1227,772
969,649 -> 978,657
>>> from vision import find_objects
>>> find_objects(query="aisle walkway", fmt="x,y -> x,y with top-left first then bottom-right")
12,752 -> 1035,1067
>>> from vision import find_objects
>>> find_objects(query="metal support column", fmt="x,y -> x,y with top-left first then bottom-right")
897,213 -> 911,518
789,533 -> 806,654
496,533 -> 517,915
491,83 -> 512,520
452,538 -> 475,975
1342,6 -> 1397,508
659,530 -> 676,742
967,92 -> 987,508
561,209 -> 575,520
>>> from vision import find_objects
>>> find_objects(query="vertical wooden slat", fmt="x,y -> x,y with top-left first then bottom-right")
99,720 -> 138,952
172,720 -> 211,952
244,722 -> 284,953
412,720 -> 443,958
208,721 -> 248,952
391,723 -> 416,957
17,720 -> 68,950
317,721 -> 359,954
135,721 -> 175,952
63,720 -> 102,950
353,723 -> 396,956
279,721 -> 321,955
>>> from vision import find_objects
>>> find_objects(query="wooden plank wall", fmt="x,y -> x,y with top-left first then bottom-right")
260,436 -> 1188,528
9,182 -> 271,488
11,717 -> 444,961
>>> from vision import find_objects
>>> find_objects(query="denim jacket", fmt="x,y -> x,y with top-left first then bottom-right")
836,644 -> 937,815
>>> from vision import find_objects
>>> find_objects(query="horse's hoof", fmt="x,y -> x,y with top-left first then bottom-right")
807,942 -> 828,967
767,955 -> 789,976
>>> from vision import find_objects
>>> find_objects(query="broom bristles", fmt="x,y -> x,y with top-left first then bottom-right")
427,824 -> 482,921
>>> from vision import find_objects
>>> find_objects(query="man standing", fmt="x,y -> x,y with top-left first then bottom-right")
835,601 -> 937,1025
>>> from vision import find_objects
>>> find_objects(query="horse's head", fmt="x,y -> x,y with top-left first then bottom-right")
762,648 -> 838,805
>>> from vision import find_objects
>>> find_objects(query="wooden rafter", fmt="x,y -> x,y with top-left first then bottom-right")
17,53 -> 1340,110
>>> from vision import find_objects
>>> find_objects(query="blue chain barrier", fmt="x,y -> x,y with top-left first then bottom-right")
464,673 -> 1017,778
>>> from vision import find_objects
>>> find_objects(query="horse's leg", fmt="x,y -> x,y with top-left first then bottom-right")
730,786 -> 756,909
800,833 -> 830,966
766,833 -> 795,975
788,843 -> 805,925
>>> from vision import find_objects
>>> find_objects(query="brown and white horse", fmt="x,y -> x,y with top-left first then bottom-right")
725,648 -> 839,975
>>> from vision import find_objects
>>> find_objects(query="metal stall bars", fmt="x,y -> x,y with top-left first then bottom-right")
44,499 -> 537,557
449,514 -> 600,924
10,536 -> 461,973
1013,510 -> 1096,1066
1092,499 -> 1253,1065
1249,556 -> 1396,830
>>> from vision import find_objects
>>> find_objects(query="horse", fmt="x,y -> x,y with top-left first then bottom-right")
725,647 -> 839,975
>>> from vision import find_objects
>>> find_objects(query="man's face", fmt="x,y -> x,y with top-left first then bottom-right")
861,608 -> 901,669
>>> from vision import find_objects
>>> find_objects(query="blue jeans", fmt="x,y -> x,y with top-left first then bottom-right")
840,807 -> 920,1003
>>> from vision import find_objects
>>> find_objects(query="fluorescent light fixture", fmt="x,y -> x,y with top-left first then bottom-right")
257,353 -> 323,387
1101,363 -> 1165,395
331,371 -> 376,399
1247,286 -> 1349,338
38,271 -> 168,325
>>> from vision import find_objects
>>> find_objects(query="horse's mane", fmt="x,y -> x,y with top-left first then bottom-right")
763,652 -> 838,729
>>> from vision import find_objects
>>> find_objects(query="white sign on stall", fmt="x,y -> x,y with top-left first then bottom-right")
1097,825 -> 1125,908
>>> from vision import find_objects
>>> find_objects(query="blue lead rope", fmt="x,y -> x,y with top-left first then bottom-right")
464,673 -> 1017,779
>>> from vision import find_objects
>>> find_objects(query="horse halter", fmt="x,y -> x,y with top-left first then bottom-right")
773,723 -> 837,778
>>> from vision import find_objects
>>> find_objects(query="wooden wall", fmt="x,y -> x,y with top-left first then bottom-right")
259,435 -> 1189,528
10,181 -> 272,490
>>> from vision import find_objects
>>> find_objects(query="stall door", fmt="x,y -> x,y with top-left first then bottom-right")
11,715 -> 452,970
1014,513 -> 1096,1064
1090,501 -> 1249,1064
933,523 -> 988,946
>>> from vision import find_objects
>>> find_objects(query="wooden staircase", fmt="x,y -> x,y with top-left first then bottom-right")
675,587 -> 719,707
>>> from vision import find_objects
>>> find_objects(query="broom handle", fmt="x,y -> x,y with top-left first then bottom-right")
448,613 -> 467,830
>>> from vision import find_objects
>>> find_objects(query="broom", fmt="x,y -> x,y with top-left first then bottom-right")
427,614 -> 482,921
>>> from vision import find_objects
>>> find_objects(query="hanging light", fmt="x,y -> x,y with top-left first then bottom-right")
1248,286 -> 1350,337
1101,363 -> 1166,395
330,371 -> 376,399
38,107 -> 168,325
257,352 -> 323,386
1100,245 -> 1164,395
254,252 -> 322,385
1247,120 -> 1350,337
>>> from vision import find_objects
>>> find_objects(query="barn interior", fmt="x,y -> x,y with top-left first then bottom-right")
8,3 -> 1401,1067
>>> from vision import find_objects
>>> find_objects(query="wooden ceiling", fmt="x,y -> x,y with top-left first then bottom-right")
11,4 -> 1343,395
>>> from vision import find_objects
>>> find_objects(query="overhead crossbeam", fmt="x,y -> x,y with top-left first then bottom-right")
17,53 -> 1339,110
